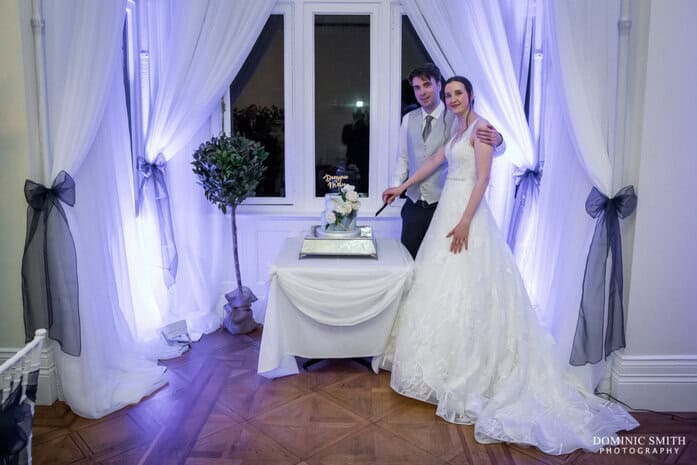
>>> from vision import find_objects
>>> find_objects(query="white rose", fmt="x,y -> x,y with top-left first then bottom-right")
343,202 -> 353,214
325,211 -> 336,224
346,191 -> 359,202
334,203 -> 347,215
342,184 -> 355,193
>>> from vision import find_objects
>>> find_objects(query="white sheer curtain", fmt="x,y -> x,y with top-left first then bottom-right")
498,0 -> 534,96
36,0 -> 166,418
516,0 -> 622,387
401,0 -> 535,236
39,0 -> 123,183
62,74 -> 167,419
546,0 -> 616,194
135,0 -> 276,340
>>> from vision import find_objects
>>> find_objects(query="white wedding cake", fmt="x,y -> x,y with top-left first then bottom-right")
318,184 -> 361,238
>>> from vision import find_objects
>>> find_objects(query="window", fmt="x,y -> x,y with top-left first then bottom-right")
125,1 -> 427,212
229,15 -> 286,198
313,15 -> 371,197
216,2 -> 416,212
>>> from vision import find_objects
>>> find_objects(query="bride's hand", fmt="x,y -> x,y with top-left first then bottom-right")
382,186 -> 404,205
446,220 -> 471,253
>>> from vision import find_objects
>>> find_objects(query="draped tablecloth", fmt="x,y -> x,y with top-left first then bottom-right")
258,237 -> 414,378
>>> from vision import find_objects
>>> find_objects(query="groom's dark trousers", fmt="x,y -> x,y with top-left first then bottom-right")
400,197 -> 439,259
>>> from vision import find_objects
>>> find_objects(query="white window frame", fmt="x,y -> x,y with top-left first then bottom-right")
300,1 -> 388,215
216,0 -> 401,216
387,2 -> 406,211
123,0 -> 153,179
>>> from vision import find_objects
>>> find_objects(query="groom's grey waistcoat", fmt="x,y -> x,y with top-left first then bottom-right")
405,108 -> 456,204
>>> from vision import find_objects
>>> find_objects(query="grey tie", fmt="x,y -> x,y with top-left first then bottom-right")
422,115 -> 434,141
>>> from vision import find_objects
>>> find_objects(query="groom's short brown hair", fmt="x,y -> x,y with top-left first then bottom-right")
408,63 -> 442,85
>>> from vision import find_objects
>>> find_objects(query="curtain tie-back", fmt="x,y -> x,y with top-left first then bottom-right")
137,153 -> 166,178
21,170 -> 81,356
570,185 -> 637,366
507,167 -> 542,251
514,168 -> 542,187
136,154 -> 168,211
136,154 -> 178,287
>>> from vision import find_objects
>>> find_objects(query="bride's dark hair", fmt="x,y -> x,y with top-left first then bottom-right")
444,76 -> 474,106
445,76 -> 476,140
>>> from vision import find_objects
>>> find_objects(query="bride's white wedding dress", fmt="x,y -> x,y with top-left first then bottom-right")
380,120 -> 638,455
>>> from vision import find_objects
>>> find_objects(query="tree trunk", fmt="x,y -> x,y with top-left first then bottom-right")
223,204 -> 258,334
231,204 -> 243,293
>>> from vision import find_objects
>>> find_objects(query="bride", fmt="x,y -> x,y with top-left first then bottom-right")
380,76 -> 638,454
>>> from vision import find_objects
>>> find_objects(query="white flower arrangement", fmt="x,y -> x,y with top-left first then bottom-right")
324,184 -> 361,230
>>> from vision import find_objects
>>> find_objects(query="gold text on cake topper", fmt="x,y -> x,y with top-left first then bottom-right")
323,174 -> 349,190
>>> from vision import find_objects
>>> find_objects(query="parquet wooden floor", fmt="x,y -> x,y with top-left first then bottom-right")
32,328 -> 697,465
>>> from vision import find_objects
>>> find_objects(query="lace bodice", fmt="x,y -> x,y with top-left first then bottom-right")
445,119 -> 479,183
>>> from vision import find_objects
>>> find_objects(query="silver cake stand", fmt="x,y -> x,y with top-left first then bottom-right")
299,226 -> 377,258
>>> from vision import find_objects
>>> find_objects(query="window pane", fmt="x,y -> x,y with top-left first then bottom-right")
314,15 -> 370,197
230,15 -> 285,197
401,16 -> 434,117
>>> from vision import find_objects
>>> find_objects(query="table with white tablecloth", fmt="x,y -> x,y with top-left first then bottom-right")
257,237 -> 414,378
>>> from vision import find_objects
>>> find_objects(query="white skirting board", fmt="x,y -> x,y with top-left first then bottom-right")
0,342 -> 58,406
611,354 -> 697,412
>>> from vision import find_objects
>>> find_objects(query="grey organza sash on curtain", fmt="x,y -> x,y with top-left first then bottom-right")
136,155 -> 178,288
570,185 -> 637,366
507,168 -> 542,252
21,171 -> 81,356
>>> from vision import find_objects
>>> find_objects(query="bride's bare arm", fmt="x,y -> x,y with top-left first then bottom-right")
382,146 -> 446,204
446,123 -> 494,253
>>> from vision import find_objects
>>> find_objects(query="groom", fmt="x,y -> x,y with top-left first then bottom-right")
391,63 -> 505,258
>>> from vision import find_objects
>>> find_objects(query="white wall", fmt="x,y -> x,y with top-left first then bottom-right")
0,0 -> 32,347
613,0 -> 697,411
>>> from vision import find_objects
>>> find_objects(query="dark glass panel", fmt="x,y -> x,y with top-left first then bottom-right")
230,15 -> 285,197
314,15 -> 370,196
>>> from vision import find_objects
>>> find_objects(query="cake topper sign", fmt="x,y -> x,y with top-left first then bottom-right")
323,174 -> 349,190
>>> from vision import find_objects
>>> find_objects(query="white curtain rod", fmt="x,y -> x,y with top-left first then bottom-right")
31,0 -> 50,182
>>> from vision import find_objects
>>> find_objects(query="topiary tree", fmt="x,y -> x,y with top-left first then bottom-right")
192,134 -> 269,334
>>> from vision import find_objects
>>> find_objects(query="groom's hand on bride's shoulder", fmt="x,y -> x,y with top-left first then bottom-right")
475,123 -> 502,148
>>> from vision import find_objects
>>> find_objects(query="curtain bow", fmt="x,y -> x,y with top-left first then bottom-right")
135,154 -> 178,287
570,185 -> 638,366
136,154 -> 168,211
507,168 -> 542,251
21,171 -> 81,356
137,153 -> 166,178
25,171 -> 75,211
